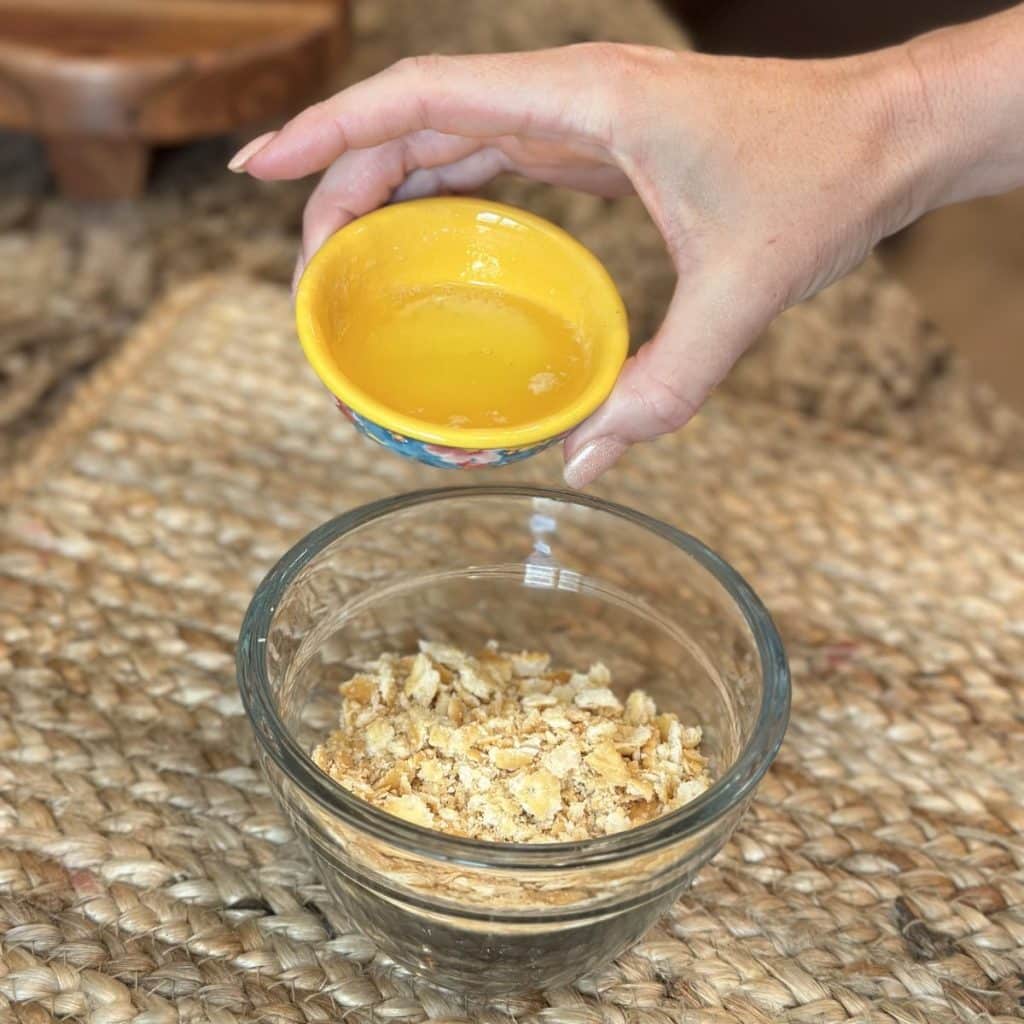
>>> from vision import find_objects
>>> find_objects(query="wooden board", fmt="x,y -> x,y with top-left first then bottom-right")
0,0 -> 348,199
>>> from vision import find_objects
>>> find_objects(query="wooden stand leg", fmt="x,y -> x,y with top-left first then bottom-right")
45,137 -> 151,201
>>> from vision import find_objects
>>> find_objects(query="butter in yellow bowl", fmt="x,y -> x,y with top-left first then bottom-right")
295,197 -> 628,469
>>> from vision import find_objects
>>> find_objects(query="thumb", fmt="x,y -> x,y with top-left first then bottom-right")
563,270 -> 772,488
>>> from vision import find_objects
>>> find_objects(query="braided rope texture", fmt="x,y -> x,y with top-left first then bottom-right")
0,275 -> 1021,1022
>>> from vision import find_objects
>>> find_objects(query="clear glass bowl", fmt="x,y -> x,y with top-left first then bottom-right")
237,487 -> 789,996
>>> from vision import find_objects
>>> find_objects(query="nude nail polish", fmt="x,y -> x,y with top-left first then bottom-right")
227,131 -> 277,172
563,436 -> 628,490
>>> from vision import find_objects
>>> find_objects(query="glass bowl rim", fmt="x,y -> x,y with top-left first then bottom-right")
237,485 -> 790,870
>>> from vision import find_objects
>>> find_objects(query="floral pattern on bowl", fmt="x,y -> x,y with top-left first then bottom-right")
336,401 -> 561,469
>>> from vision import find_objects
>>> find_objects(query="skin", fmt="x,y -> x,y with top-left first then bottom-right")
231,4 -> 1024,487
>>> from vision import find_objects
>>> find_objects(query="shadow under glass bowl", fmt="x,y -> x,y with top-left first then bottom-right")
237,486 -> 790,996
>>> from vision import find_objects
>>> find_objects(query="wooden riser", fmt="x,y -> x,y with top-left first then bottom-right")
0,0 -> 348,199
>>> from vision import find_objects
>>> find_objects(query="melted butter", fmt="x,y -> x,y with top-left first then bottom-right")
334,284 -> 589,429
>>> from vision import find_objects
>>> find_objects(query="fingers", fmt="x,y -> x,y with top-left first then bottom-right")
298,130 -> 484,261
299,145 -> 399,263
236,48 -> 617,180
390,147 -> 510,202
563,270 -> 773,488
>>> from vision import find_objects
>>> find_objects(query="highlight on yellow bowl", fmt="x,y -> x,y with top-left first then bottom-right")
295,197 -> 628,469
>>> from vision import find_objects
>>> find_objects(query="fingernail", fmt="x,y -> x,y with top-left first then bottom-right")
228,131 -> 277,172
291,253 -> 305,296
563,436 -> 628,490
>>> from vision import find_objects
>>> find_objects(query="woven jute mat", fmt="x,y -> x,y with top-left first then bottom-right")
0,275 -> 1021,1022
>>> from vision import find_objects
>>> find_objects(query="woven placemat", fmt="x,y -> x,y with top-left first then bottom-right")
1,276 -> 1022,1023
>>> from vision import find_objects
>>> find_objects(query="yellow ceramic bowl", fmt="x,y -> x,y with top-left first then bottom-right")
295,197 -> 628,469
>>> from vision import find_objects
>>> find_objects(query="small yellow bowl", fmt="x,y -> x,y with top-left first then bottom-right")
295,197 -> 628,469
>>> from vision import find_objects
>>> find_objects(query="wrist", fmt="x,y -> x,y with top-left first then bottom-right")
822,45 -> 958,242
897,6 -> 1024,212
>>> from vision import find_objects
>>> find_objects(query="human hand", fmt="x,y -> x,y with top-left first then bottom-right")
231,8 -> 1024,486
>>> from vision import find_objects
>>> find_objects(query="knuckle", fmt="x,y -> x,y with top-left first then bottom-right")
396,53 -> 445,78
566,43 -> 675,144
616,46 -> 674,106
560,42 -> 631,143
566,40 -> 621,65
628,356 -> 699,436
565,41 -> 628,92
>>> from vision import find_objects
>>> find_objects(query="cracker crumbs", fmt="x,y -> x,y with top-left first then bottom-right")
312,642 -> 712,843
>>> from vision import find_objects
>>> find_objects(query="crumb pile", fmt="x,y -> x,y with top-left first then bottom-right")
313,642 -> 711,843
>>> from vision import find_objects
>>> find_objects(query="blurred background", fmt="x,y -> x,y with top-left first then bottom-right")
0,0 -> 1020,469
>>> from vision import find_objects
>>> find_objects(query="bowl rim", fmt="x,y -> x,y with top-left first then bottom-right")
294,197 -> 629,450
237,486 -> 790,869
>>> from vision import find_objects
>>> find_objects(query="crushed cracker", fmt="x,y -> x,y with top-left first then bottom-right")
312,642 -> 711,843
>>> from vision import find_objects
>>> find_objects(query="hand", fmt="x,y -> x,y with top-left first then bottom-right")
231,8 -> 1024,486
